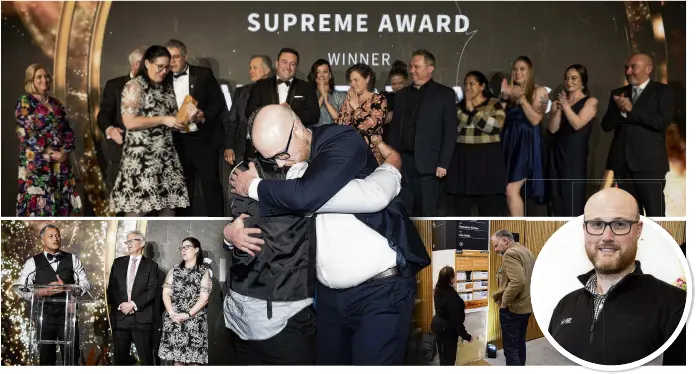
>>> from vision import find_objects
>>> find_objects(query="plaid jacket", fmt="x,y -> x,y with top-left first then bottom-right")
455,97 -> 505,144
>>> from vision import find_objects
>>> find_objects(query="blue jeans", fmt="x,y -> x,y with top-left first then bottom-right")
499,308 -> 531,366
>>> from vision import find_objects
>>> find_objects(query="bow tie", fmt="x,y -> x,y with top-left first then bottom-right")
277,79 -> 291,86
47,253 -> 61,261
174,71 -> 188,79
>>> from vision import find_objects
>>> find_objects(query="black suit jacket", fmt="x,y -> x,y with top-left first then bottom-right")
601,80 -> 674,173
170,64 -> 226,148
225,83 -> 253,157
107,256 -> 159,326
388,81 -> 458,174
245,76 -> 320,127
256,124 -> 431,277
97,74 -> 130,162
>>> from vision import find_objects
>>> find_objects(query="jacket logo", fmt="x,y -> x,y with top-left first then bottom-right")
561,317 -> 572,325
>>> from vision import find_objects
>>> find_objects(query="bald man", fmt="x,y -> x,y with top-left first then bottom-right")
231,105 -> 430,365
548,188 -> 685,365
601,53 -> 675,217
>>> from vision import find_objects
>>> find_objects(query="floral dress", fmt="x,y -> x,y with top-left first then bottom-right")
109,76 -> 189,214
14,94 -> 82,216
158,265 -> 212,364
337,93 -> 388,164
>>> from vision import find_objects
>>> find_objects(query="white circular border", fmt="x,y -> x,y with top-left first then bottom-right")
530,215 -> 692,371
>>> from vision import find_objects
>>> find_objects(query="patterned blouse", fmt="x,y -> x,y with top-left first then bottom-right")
455,97 -> 506,144
337,93 -> 388,163
14,94 -> 81,216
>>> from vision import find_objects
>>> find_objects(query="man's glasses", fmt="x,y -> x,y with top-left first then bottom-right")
584,220 -> 638,236
260,122 -> 294,163
124,239 -> 143,246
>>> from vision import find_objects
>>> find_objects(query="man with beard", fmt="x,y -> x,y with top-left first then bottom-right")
548,188 -> 686,365
490,229 -> 536,366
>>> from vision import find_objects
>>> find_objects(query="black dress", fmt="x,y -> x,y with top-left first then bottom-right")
431,287 -> 471,366
548,97 -> 593,216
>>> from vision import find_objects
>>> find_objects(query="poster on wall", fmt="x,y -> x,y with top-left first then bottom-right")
456,220 -> 489,253
455,250 -> 489,312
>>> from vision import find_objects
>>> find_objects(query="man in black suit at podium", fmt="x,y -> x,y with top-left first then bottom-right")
17,224 -> 91,365
107,230 -> 159,365
245,47 -> 320,127
97,46 -> 146,194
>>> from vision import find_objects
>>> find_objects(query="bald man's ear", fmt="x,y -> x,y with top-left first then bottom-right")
635,220 -> 643,237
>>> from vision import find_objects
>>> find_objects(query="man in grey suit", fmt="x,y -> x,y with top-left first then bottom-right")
224,55 -> 272,165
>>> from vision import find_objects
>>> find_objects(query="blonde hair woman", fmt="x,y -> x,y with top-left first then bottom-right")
14,63 -> 81,216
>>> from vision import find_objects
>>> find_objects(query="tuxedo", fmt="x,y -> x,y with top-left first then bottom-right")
97,74 -> 130,193
388,79 -> 458,216
601,80 -> 675,216
107,255 -> 159,365
225,83 -> 254,161
170,64 -> 226,217
256,124 -> 430,364
245,76 -> 320,127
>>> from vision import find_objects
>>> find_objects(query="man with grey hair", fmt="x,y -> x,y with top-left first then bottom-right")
166,38 -> 226,217
107,230 -> 159,365
224,54 -> 272,165
17,224 -> 91,365
490,229 -> 535,366
98,46 -> 147,195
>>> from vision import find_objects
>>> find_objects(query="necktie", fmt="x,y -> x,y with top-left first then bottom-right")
632,87 -> 642,102
277,79 -> 290,86
127,258 -> 137,301
174,71 -> 187,79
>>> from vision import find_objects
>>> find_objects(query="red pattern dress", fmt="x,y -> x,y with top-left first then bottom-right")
337,93 -> 388,164
14,94 -> 82,216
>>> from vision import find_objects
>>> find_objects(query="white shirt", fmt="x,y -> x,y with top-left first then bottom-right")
173,64 -> 191,109
276,76 -> 293,104
249,162 -> 401,289
16,251 -> 91,300
126,255 -> 143,309
621,79 -> 650,118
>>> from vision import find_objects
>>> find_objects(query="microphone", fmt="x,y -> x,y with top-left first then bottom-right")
22,252 -> 63,293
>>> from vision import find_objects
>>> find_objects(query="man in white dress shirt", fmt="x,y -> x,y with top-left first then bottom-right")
224,131 -> 403,364
17,224 -> 91,365
166,39 -> 226,216
230,105 -> 430,365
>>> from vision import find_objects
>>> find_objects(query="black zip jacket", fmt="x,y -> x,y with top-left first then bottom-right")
548,261 -> 686,365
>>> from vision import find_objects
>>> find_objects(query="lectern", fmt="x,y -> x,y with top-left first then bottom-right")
11,284 -> 90,365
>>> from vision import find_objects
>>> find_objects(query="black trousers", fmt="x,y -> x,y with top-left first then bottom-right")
315,275 -> 416,365
401,154 -> 439,217
499,308 -> 531,366
39,318 -> 79,365
174,133 -> 224,217
113,320 -> 154,365
233,305 -> 316,365
614,164 -> 666,217
435,329 -> 458,366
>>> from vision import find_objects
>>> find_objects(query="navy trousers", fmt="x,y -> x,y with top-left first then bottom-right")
499,308 -> 531,366
315,275 -> 416,365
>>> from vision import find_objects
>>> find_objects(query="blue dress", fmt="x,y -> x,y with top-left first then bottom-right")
501,105 -> 545,204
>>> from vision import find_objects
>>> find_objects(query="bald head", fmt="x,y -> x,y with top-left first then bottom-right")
584,188 -> 640,221
251,105 -> 310,167
625,52 -> 653,86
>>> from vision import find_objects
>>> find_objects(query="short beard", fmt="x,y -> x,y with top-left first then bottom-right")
586,241 -> 638,275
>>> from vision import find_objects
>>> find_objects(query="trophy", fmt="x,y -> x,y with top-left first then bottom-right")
176,95 -> 199,132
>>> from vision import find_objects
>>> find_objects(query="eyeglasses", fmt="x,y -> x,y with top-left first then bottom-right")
584,220 -> 638,236
152,63 -> 170,73
124,239 -> 143,246
260,122 -> 294,163
180,245 -> 195,251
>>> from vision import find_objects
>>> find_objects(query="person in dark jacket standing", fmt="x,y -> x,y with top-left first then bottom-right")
431,266 -> 472,366
548,188 -> 686,365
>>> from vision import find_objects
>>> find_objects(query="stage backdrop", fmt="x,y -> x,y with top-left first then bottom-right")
1,1 -> 686,215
